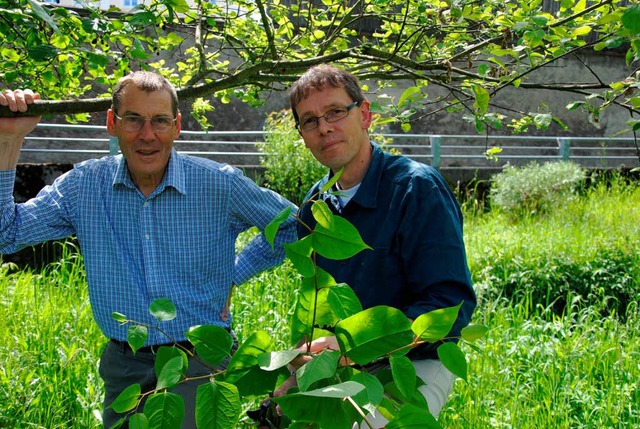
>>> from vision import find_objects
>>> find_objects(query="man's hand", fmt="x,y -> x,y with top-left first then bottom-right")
0,89 -> 41,170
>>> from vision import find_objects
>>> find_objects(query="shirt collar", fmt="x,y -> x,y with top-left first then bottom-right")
350,142 -> 383,209
319,142 -> 383,210
113,149 -> 186,195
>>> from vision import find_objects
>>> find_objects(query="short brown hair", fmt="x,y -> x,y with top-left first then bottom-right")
289,64 -> 365,125
111,71 -> 179,117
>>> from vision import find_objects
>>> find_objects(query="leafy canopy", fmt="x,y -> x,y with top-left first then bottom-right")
0,0 -> 638,134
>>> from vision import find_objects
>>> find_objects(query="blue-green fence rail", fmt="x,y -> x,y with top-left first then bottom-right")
21,123 -> 640,171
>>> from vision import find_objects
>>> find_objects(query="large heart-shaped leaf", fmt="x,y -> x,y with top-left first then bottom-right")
195,380 -> 241,429
411,303 -> 462,342
312,216 -> 372,260
335,306 -> 413,365
144,391 -> 184,429
187,324 -> 233,367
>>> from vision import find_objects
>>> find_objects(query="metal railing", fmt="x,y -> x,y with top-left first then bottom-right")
21,123 -> 640,171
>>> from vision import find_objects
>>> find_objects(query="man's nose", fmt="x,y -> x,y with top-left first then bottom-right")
317,116 -> 333,134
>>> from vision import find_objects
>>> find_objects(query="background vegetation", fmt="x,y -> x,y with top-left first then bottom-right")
1,163 -> 638,428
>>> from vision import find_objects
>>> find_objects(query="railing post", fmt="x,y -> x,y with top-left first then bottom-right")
558,138 -> 571,161
430,135 -> 441,168
109,136 -> 119,155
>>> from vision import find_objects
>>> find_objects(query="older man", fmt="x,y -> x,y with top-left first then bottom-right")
0,72 -> 297,428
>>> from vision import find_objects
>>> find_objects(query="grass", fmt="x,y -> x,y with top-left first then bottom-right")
0,243 -> 104,428
1,174 -> 638,428
441,301 -> 640,428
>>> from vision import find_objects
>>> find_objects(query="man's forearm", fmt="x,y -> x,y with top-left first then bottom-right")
0,138 -> 24,170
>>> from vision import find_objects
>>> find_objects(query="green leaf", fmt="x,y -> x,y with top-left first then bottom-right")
27,0 -> 59,33
195,381 -> 241,429
164,0 -> 191,14
128,11 -> 156,27
154,346 -> 188,379
127,325 -> 148,354
297,350 -> 341,391
112,312 -> 127,323
349,371 -> 385,415
187,324 -> 234,367
325,283 -> 363,320
437,342 -> 467,381
276,381 -> 365,428
390,355 -> 416,402
223,331 -> 281,396
156,356 -> 186,390
284,236 -> 315,278
258,349 -> 301,371
149,298 -> 176,322
571,25 -> 592,37
27,45 -> 58,62
398,86 -> 423,108
335,306 -> 413,365
472,84 -> 490,114
411,303 -> 462,342
533,113 -> 552,129
321,169 -> 343,192
386,403 -> 441,429
128,413 -> 148,429
265,206 -> 292,250
566,101 -> 584,111
109,383 -> 141,413
291,268 -> 340,338
622,5 -> 640,34
144,392 -> 184,428
311,200 -> 335,230
312,216 -> 372,260
460,324 -> 489,342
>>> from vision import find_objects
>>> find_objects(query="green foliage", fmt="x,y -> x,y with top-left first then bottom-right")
441,302 -> 640,428
257,111 -> 326,206
0,244 -> 103,429
1,0 -> 638,138
470,171 -> 640,319
489,161 -> 586,217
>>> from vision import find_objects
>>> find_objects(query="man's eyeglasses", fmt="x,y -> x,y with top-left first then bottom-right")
297,100 -> 361,133
114,113 -> 177,133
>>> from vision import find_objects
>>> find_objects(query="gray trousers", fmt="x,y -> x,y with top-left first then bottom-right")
99,339 -> 232,429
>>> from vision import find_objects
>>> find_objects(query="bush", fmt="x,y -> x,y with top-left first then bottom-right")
489,161 -> 586,217
257,111 -> 326,205
474,247 -> 640,320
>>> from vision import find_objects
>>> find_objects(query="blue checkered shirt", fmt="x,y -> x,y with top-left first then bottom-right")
0,150 -> 297,345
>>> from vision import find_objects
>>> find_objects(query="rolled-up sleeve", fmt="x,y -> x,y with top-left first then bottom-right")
231,173 -> 298,285
0,169 -> 75,254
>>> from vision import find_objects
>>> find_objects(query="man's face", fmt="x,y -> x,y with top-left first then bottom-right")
295,86 -> 371,171
106,87 -> 180,190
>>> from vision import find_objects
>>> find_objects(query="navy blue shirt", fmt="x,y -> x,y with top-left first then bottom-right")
298,143 -> 476,359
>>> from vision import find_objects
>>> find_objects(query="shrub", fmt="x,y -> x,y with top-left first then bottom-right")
474,247 -> 640,320
489,161 -> 586,217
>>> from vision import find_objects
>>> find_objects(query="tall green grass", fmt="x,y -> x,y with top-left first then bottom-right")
441,301 -> 640,428
466,175 -> 640,318
0,242 -> 104,428
1,174 -> 638,428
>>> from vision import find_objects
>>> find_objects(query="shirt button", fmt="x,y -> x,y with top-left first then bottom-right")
144,202 -> 149,207
145,234 -> 150,240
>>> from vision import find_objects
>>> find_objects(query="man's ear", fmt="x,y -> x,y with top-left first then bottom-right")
359,99 -> 373,129
106,109 -> 117,136
174,111 -> 182,138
